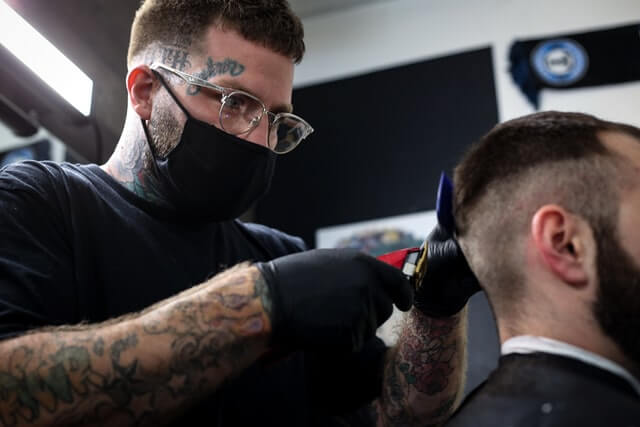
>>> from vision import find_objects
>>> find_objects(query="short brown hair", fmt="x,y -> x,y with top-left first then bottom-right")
127,0 -> 305,67
453,111 -> 640,317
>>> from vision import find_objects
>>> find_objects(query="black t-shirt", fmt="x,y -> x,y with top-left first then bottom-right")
0,161 -> 385,426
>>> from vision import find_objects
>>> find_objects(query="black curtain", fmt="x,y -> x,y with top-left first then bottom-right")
257,47 -> 499,248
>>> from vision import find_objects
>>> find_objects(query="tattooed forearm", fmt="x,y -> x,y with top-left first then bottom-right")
0,265 -> 272,426
373,308 -> 467,427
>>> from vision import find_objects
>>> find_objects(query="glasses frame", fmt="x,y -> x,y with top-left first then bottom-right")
151,63 -> 314,154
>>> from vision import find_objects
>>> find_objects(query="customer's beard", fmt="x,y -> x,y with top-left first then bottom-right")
593,224 -> 640,370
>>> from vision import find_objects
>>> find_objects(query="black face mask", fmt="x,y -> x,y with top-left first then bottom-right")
142,73 -> 276,223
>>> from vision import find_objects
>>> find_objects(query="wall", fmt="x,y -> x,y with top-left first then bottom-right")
295,0 -> 640,125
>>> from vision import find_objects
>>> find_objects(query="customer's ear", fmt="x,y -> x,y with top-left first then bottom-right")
531,205 -> 590,288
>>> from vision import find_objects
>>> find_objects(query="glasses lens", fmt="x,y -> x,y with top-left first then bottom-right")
270,116 -> 311,154
220,92 -> 264,135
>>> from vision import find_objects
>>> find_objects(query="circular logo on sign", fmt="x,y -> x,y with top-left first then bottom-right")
531,39 -> 589,86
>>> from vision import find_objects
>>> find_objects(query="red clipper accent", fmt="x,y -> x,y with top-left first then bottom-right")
377,247 -> 420,269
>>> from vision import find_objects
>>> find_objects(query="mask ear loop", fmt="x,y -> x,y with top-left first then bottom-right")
151,70 -> 193,119
140,118 -> 162,159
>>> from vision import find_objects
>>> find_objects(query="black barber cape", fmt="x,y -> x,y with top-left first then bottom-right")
0,161 -> 386,426
445,353 -> 640,426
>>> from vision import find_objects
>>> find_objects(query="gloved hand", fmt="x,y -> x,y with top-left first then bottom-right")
414,224 -> 480,317
256,248 -> 413,352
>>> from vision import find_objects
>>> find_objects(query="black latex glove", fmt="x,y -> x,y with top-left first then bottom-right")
414,224 -> 481,317
256,248 -> 413,352
305,337 -> 387,415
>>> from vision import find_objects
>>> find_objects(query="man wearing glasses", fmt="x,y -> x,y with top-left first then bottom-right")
0,1 -> 477,425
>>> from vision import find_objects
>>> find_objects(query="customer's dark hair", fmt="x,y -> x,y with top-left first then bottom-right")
128,0 -> 305,67
453,111 -> 640,318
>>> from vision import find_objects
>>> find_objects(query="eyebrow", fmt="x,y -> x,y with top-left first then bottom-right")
214,78 -> 294,114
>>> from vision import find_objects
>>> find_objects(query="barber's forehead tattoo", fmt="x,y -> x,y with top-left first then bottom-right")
144,45 -> 192,71
188,57 -> 246,96
161,47 -> 191,71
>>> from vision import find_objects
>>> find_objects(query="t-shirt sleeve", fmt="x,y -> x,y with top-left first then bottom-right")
0,162 -> 75,339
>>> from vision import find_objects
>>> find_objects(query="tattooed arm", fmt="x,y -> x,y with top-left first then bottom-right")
0,265 -> 272,426
371,308 -> 467,427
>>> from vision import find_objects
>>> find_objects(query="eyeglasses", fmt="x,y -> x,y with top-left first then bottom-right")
152,64 -> 313,154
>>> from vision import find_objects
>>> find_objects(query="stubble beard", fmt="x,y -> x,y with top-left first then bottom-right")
148,98 -> 183,160
141,92 -> 184,182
